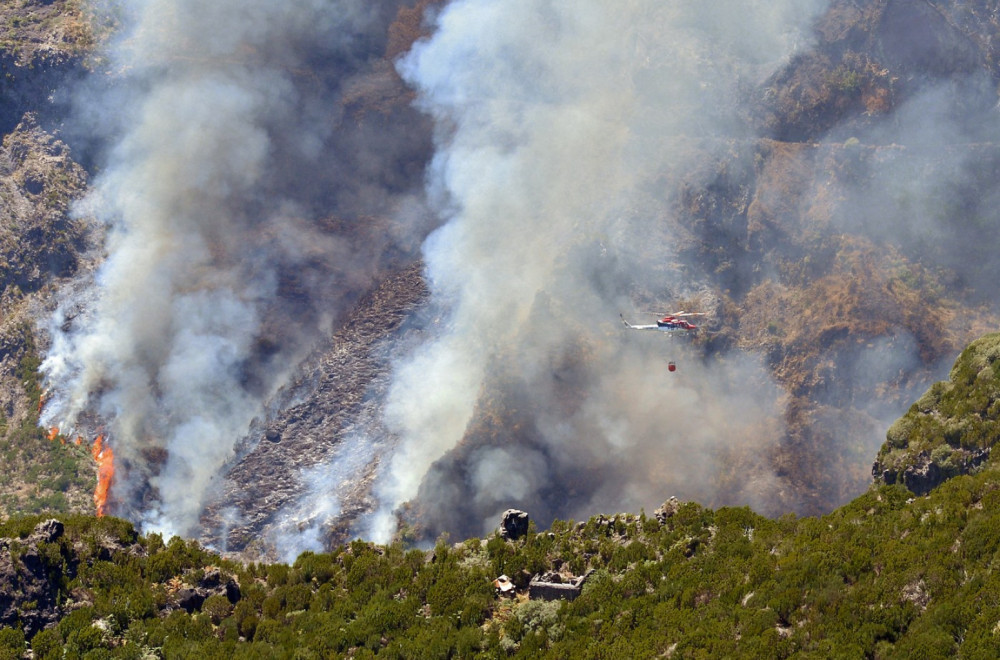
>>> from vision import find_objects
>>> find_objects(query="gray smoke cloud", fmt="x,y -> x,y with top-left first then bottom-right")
360,0 -> 830,542
40,0 -> 431,537
829,74 -> 1000,296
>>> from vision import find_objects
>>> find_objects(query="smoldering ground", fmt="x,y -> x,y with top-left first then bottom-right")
39,0 -> 434,537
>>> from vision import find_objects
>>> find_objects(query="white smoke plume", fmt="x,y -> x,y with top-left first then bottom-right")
362,0 -> 830,542
40,0 -> 431,537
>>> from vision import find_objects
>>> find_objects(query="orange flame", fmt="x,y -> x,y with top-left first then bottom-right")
91,435 -> 115,517
47,427 -> 60,443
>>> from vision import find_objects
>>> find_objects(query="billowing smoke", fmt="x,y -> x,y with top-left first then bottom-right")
45,0 -> 993,550
360,0 -> 830,542
39,0 -> 432,537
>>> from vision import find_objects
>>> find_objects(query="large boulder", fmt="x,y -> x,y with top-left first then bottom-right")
498,509 -> 530,540
169,566 -> 241,613
654,497 -> 681,525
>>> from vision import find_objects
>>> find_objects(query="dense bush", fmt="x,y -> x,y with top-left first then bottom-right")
2,457 -> 1000,657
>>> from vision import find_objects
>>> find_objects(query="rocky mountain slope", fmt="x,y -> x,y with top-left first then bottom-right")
0,112 -> 95,518
2,1 -> 1000,655
0,0 -> 999,556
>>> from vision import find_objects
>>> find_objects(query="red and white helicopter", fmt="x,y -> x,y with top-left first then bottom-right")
620,311 -> 705,333
620,311 -> 705,372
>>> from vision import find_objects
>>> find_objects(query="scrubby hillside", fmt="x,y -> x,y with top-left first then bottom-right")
0,337 -> 999,656
0,118 -> 96,519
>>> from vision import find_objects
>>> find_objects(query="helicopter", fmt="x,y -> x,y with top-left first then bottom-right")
620,311 -> 706,372
619,311 -> 705,333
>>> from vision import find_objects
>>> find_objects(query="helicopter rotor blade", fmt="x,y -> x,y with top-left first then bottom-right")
638,310 -> 708,317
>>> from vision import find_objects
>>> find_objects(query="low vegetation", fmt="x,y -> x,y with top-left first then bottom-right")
4,468 -> 1000,658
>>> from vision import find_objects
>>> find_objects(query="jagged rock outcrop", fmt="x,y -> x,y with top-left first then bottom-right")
654,497 -> 681,525
874,447 -> 992,496
0,518 -> 152,638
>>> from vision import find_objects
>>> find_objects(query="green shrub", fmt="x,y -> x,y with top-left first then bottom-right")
203,594 -> 233,624
0,628 -> 25,659
30,628 -> 62,659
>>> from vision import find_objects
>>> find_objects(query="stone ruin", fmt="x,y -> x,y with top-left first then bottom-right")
528,570 -> 594,602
